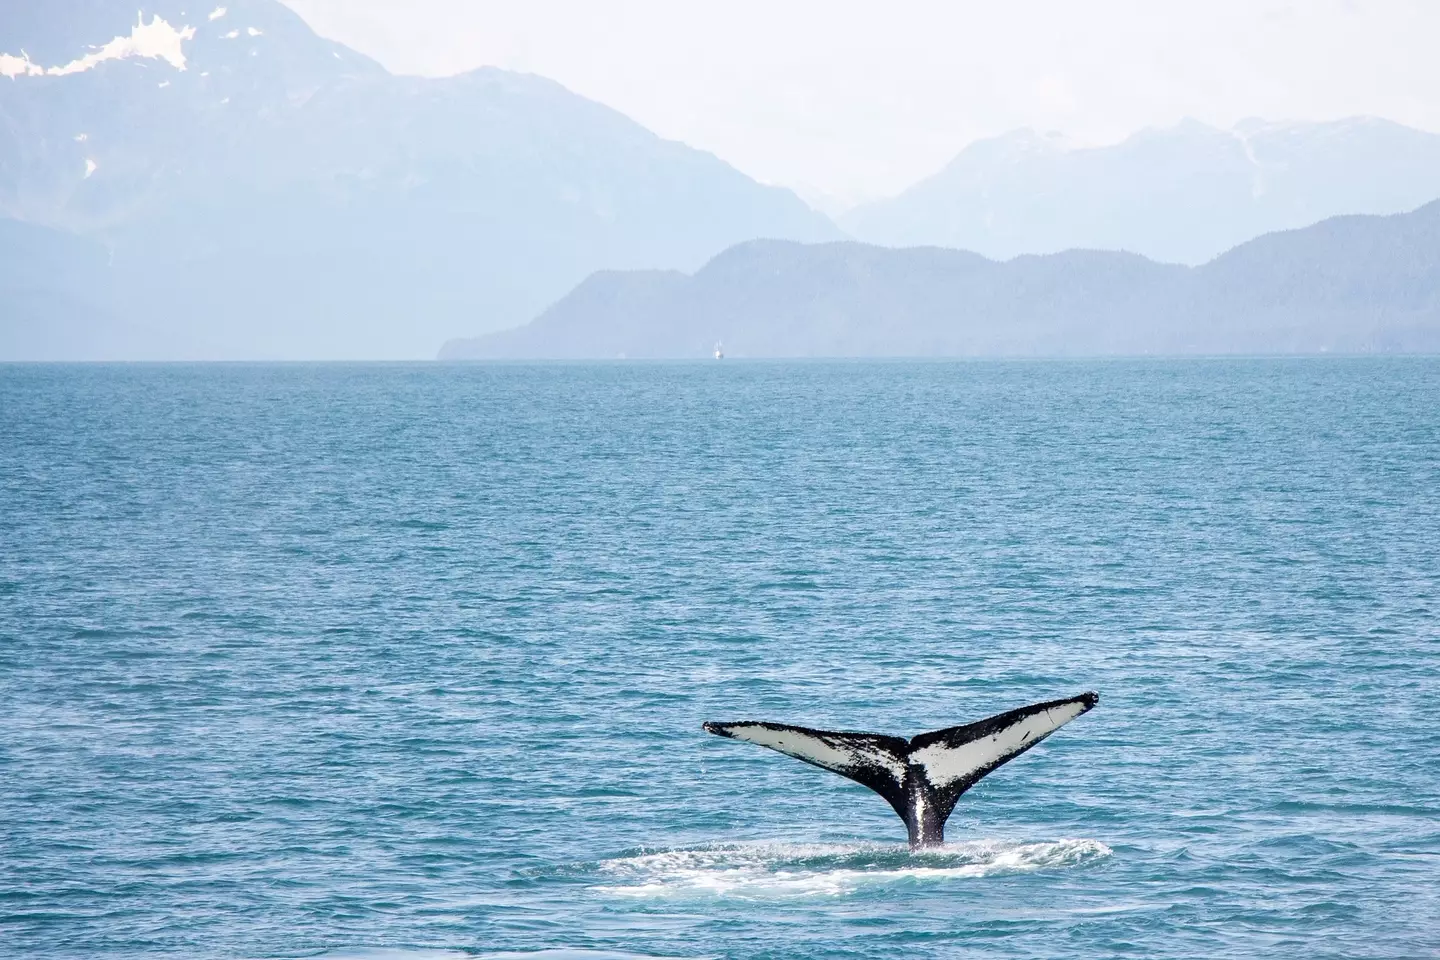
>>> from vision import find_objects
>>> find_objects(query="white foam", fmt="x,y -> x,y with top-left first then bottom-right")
248,27 -> 263,37
209,6 -> 228,20
314,952 -> 692,960
592,838 -> 1110,900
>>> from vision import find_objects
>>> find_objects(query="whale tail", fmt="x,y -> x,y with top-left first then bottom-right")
703,692 -> 1098,849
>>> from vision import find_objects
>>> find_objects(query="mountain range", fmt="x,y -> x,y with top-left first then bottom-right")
441,201 -> 1440,359
840,118 -> 1440,266
5,2 -> 1440,360
0,0 -> 836,360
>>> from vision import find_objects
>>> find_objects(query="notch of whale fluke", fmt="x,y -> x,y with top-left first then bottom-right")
703,692 -> 1099,849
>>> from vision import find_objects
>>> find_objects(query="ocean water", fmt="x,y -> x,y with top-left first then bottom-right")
1,359 -> 1437,960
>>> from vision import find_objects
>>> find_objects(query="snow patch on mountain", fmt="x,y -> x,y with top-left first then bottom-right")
1229,128 -> 1267,199
1,52 -> 45,78
0,15 -> 197,78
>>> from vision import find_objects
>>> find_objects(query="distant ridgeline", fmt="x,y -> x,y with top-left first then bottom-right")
442,201 -> 1440,359
840,120 -> 1440,266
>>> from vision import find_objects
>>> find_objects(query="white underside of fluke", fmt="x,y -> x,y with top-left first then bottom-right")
909,698 -> 1090,788
720,723 -> 907,782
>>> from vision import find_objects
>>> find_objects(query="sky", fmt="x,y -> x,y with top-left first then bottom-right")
283,1 -> 1440,209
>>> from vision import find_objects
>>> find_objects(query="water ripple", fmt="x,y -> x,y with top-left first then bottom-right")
1,359 -> 1437,960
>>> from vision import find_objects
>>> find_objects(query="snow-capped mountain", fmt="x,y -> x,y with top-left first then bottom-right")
0,0 -> 838,359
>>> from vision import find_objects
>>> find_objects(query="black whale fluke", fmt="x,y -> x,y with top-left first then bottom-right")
703,692 -> 1099,849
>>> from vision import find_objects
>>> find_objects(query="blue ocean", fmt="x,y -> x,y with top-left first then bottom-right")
2,359 -> 1437,960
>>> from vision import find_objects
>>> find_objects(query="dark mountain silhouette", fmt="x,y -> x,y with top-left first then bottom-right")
0,0 -> 837,359
841,119 -> 1440,265
441,201 -> 1440,359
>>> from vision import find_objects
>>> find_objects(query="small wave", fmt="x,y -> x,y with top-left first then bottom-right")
481,952 -> 700,960
396,518 -> 450,532
591,838 -> 1110,900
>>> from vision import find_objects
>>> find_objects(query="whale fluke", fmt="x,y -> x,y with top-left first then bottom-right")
703,692 -> 1099,849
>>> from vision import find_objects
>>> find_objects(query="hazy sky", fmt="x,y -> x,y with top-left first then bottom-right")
282,0 -> 1440,206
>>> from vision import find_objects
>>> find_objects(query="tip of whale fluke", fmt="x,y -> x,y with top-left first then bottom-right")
700,692 -> 1101,849
703,691 -> 1101,734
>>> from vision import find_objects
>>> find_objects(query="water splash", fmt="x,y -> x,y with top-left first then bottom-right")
591,839 -> 1112,899
314,951 -> 688,960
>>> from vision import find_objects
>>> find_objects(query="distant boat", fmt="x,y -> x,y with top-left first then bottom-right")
714,341 -> 724,359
